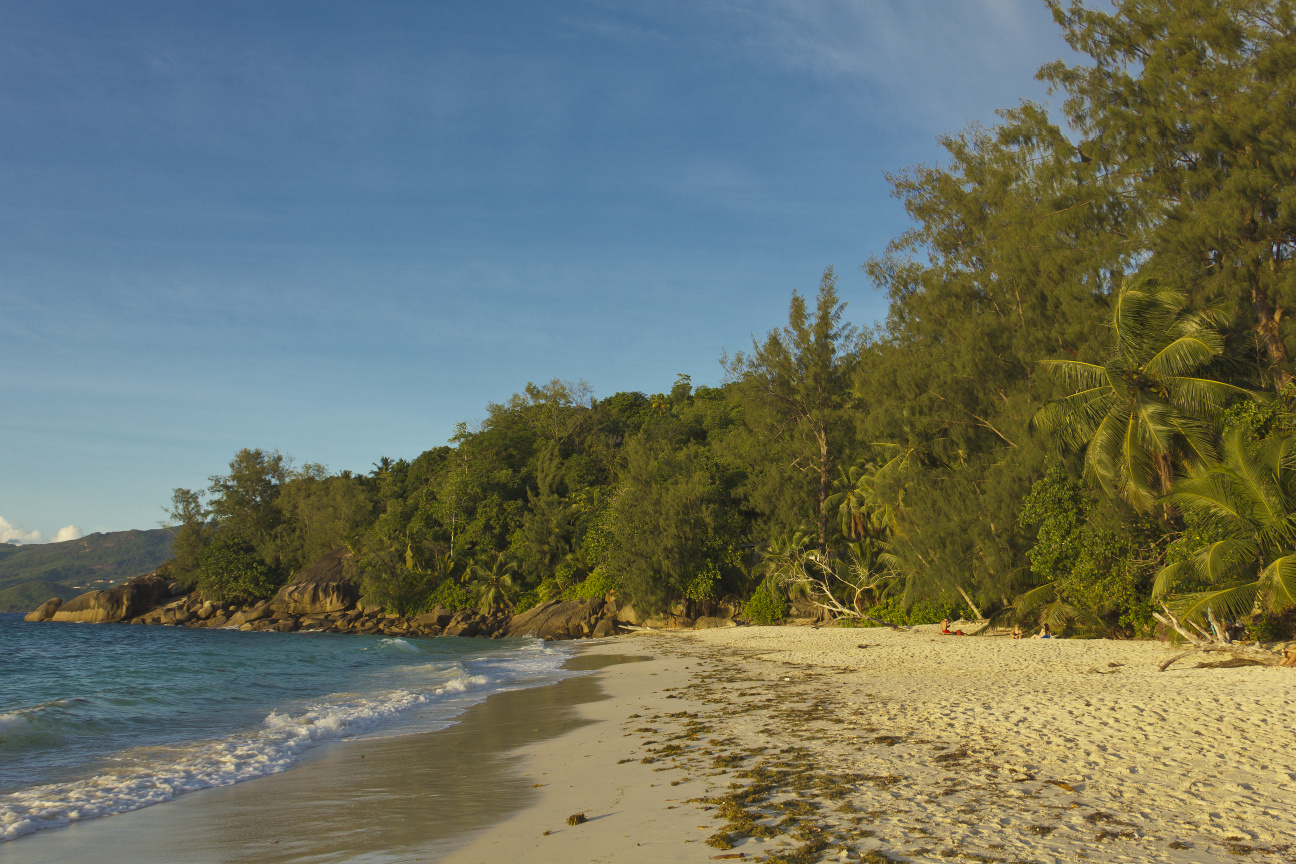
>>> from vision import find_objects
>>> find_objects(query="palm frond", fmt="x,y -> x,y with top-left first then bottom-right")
1171,583 -> 1261,625
1257,555 -> 1296,613
1144,334 -> 1222,378
1014,581 -> 1057,620
1153,539 -> 1256,597
1037,359 -> 1108,391
1166,377 -> 1255,420
1030,388 -> 1113,449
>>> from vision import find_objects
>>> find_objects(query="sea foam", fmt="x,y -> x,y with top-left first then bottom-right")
0,641 -> 570,841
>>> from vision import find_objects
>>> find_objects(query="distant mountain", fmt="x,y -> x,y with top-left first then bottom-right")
0,579 -> 78,615
0,529 -> 175,612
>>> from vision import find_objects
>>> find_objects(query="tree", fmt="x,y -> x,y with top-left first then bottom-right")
163,487 -> 212,588
193,532 -> 279,604
207,448 -> 291,565
1041,0 -> 1296,388
1156,427 -> 1296,625
1013,462 -> 1159,634
725,267 -> 862,552
274,474 -> 374,574
606,436 -> 738,615
1033,278 -> 1256,511
469,552 -> 519,613
513,442 -> 573,583
858,102 -> 1123,615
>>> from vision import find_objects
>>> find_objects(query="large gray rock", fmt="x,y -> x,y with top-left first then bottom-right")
504,598 -> 604,640
414,607 -> 453,628
444,620 -> 480,638
694,616 -> 737,629
24,597 -> 63,622
613,601 -> 644,625
50,575 -> 172,623
271,548 -> 361,615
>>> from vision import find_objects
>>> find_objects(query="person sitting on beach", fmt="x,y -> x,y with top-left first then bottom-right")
1281,644 -> 1296,667
1033,623 -> 1052,639
1011,626 -> 1022,640
940,618 -> 964,636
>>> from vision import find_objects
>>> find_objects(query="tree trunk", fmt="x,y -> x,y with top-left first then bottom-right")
1251,286 -> 1291,390
817,426 -> 830,554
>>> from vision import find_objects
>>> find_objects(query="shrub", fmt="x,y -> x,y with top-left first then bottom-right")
563,567 -> 619,601
195,533 -> 280,605
865,597 -> 970,627
682,561 -> 721,601
743,582 -> 787,624
424,579 -> 473,612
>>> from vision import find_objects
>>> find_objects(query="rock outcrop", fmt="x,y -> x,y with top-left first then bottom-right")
24,597 -> 62,622
27,562 -> 744,639
505,597 -> 614,640
270,547 -> 361,615
50,575 -> 174,623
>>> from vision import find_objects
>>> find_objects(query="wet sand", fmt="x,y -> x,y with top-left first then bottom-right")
0,652 -> 644,864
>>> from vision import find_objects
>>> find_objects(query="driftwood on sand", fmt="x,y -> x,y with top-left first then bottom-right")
1152,603 -> 1283,670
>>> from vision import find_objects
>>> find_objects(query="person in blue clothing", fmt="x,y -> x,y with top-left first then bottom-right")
1033,623 -> 1052,639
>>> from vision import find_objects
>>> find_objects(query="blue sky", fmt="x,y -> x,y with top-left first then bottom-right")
1,0 -> 1069,541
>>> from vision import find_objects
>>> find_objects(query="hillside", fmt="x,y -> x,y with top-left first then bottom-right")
0,529 -> 174,612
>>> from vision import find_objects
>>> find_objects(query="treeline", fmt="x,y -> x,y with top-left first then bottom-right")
166,1 -> 1296,638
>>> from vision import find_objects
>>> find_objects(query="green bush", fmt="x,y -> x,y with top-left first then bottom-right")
563,567 -> 618,601
865,597 -> 970,627
513,590 -> 542,613
682,561 -> 721,601
195,533 -> 280,605
743,583 -> 787,624
425,579 -> 473,612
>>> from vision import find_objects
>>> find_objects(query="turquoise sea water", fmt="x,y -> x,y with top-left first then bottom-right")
0,613 -> 571,841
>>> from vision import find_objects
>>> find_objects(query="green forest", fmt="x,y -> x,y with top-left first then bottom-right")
165,1 -> 1296,640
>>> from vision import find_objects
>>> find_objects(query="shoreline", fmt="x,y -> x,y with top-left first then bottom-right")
0,649 -> 642,864
3,626 -> 1292,863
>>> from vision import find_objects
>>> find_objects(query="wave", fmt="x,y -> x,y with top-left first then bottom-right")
0,655 -> 544,842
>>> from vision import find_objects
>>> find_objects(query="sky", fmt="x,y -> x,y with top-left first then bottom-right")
0,0 -> 1072,542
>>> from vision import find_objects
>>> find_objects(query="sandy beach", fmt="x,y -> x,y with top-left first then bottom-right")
447,626 -> 1296,864
3,627 -> 1292,864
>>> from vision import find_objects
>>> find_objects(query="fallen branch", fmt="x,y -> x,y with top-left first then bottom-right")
1152,604 -> 1206,646
1158,649 -> 1198,672
1153,603 -> 1281,664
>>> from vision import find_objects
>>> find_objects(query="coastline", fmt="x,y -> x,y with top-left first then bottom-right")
4,626 -> 1293,863
0,650 -> 641,864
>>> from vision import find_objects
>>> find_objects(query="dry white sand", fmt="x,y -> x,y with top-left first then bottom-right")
444,626 -> 1296,864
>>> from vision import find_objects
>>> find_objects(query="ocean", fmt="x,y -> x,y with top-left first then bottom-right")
0,613 -> 573,843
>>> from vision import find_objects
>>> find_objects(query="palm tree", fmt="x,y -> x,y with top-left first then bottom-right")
1033,278 -> 1256,512
1155,428 -> 1296,626
469,552 -> 519,614
826,445 -> 910,541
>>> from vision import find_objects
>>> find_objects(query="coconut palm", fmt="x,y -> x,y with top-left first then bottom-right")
826,445 -> 910,541
469,552 -> 519,614
1155,428 -> 1296,625
1033,278 -> 1257,512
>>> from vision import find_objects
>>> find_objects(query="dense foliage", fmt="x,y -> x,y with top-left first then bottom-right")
161,1 -> 1296,639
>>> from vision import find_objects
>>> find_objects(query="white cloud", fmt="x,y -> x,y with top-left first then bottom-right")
0,518 -> 82,545
0,517 -> 43,545
52,525 -> 83,543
